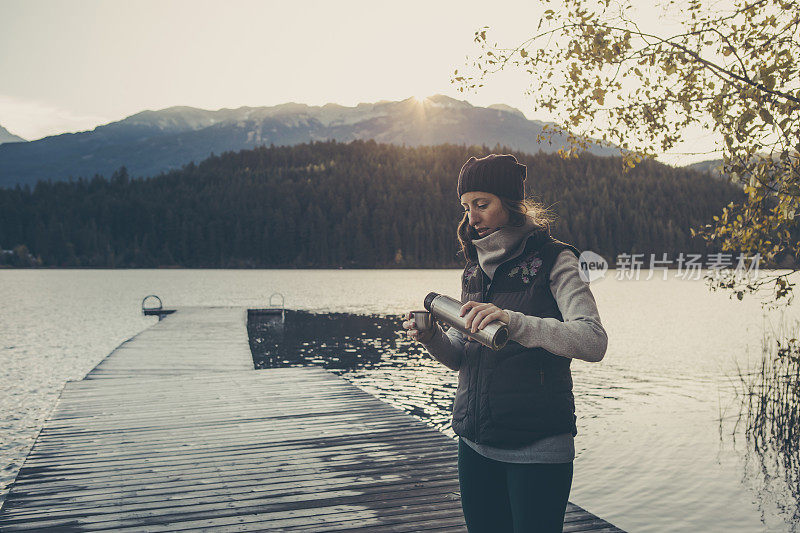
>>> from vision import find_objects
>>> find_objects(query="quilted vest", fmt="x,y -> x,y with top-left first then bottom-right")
451,227 -> 581,447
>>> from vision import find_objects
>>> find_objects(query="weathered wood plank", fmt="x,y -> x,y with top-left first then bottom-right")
2,475 -> 462,516
85,306 -> 254,378
0,484 -> 465,529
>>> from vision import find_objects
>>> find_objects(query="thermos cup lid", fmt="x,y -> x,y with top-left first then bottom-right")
424,292 -> 440,312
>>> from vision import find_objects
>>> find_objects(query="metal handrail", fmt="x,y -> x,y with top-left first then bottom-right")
141,294 -> 175,321
141,294 -> 163,312
268,293 -> 285,309
268,292 -> 285,322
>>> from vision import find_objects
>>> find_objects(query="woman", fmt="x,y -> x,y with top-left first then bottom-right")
403,154 -> 608,533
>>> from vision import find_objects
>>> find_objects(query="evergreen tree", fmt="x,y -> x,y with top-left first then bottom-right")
0,141 -> 743,268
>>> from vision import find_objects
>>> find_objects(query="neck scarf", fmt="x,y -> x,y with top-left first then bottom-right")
472,218 -> 546,280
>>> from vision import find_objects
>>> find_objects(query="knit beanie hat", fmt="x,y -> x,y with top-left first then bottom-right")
457,154 -> 527,201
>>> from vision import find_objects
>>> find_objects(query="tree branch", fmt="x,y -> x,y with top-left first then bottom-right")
590,23 -> 800,104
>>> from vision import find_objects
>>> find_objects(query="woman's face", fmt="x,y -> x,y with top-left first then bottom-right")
460,191 -> 510,238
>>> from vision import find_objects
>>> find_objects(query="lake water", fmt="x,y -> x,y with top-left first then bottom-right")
1,269 -> 799,532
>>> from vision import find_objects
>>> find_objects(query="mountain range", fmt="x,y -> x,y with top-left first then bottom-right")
0,95 -> 620,189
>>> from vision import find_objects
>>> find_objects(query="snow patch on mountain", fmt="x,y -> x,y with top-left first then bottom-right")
315,103 -> 385,127
121,106 -> 223,131
425,95 -> 473,109
487,104 -> 526,119
0,124 -> 26,144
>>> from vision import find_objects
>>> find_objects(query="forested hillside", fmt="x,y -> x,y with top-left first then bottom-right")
0,140 -> 742,268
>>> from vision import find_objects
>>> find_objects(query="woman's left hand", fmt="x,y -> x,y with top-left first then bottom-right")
459,301 -> 510,333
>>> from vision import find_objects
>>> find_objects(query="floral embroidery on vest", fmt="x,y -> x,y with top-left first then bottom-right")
508,253 -> 543,284
464,263 -> 480,282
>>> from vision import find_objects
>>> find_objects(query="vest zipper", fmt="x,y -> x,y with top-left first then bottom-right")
474,347 -> 482,440
472,238 -> 540,441
473,273 -> 485,440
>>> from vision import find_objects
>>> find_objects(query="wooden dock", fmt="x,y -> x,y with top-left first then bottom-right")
0,307 -> 623,532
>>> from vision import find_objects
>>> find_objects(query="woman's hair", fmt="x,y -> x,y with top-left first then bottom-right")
457,197 -> 555,263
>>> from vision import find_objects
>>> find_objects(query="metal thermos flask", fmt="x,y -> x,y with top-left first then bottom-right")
424,292 -> 509,351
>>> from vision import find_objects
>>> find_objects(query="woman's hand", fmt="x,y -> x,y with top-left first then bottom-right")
460,301 -> 510,333
402,312 -> 436,343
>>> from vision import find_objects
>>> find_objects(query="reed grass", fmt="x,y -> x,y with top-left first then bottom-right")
735,311 -> 800,521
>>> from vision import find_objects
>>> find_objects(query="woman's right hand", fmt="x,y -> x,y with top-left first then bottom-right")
402,312 -> 436,343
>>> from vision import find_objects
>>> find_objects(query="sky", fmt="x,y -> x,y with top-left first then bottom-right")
0,0 -> 722,165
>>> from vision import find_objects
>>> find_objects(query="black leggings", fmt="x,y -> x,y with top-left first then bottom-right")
457,438 -> 573,533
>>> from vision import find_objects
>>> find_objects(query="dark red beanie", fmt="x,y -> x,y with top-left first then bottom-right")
457,154 -> 526,200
